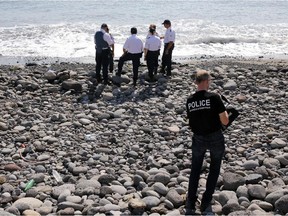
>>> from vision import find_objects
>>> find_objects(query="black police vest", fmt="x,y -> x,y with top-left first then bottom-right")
95,31 -> 109,53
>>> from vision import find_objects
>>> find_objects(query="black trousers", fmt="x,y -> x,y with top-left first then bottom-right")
186,130 -> 225,210
95,49 -> 110,83
108,49 -> 114,73
146,50 -> 159,78
161,43 -> 174,75
117,52 -> 142,82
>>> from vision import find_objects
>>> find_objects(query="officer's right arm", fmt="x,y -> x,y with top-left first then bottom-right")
219,111 -> 229,126
123,39 -> 129,54
103,33 -> 114,46
94,33 -> 97,49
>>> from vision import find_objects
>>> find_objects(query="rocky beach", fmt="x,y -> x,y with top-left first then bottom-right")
0,58 -> 288,216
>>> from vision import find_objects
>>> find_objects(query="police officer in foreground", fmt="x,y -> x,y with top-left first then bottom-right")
160,19 -> 175,76
144,28 -> 161,81
117,27 -> 143,87
185,70 -> 229,214
94,23 -> 114,85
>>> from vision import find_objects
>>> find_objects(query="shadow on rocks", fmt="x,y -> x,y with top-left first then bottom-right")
77,68 -> 169,104
107,74 -> 169,105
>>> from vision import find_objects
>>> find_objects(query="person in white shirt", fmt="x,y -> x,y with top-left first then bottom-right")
117,27 -> 143,87
94,23 -> 114,85
144,28 -> 161,81
107,28 -> 115,73
160,19 -> 175,76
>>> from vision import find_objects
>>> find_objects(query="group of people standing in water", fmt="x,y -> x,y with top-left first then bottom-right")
94,19 -> 175,86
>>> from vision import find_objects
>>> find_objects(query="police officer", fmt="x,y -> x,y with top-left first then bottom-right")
94,23 -> 114,85
117,27 -> 143,87
185,70 -> 229,214
144,28 -> 161,81
107,28 -> 115,73
160,19 -> 175,76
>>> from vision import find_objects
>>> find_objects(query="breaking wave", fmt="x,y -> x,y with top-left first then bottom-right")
194,37 -> 259,44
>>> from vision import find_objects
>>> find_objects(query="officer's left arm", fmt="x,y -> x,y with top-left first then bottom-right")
111,44 -> 115,57
166,41 -> 174,53
165,31 -> 175,54
219,111 -> 229,126
215,94 -> 229,126
94,33 -> 97,49
144,48 -> 148,60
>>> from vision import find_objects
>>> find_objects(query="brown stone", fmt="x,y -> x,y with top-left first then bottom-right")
235,94 -> 247,103
0,176 -> 7,184
4,163 -> 21,171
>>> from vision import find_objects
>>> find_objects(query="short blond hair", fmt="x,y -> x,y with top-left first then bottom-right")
195,70 -> 211,84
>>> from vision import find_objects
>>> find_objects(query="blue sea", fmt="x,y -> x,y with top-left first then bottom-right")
1,0 -> 288,63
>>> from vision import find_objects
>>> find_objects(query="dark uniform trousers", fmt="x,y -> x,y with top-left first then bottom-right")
95,48 -> 110,83
108,48 -> 114,73
161,43 -> 174,75
117,52 -> 142,84
146,50 -> 160,79
186,130 -> 225,210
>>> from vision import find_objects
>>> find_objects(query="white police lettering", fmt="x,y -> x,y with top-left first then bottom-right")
188,99 -> 210,111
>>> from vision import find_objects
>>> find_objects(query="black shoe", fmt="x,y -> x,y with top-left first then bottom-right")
185,207 -> 196,216
200,202 -> 210,212
104,81 -> 111,85
185,199 -> 196,214
148,76 -> 155,82
96,78 -> 102,84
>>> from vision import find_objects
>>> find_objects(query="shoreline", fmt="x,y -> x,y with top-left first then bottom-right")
0,55 -> 287,67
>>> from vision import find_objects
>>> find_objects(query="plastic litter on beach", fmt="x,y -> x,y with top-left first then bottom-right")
24,179 -> 35,191
52,170 -> 63,183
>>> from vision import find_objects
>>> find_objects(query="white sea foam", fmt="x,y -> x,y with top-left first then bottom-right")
1,20 -> 287,60
1,0 -> 288,61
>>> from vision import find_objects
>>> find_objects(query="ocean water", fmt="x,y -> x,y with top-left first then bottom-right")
1,0 -> 288,63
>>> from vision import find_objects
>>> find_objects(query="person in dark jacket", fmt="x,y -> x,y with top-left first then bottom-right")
94,23 -> 114,85
185,70 -> 229,214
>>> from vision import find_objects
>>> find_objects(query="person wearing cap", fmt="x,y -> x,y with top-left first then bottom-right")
117,27 -> 143,87
185,70 -> 229,214
160,19 -> 175,76
94,23 -> 114,85
144,28 -> 161,81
